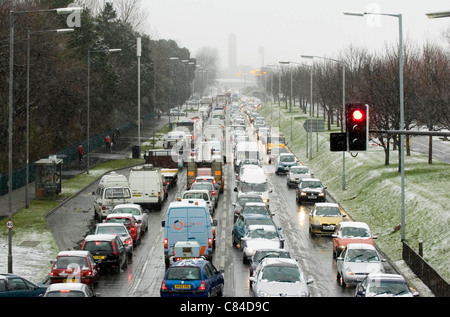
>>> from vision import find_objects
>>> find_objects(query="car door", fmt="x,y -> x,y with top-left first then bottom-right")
115,237 -> 126,267
204,263 -> 221,295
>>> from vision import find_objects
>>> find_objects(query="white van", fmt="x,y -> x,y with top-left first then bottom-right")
234,141 -> 260,173
93,172 -> 133,221
234,166 -> 272,205
129,165 -> 166,210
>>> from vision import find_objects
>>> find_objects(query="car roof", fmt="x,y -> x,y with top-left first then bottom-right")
300,178 -> 321,182
170,258 -> 208,268
242,213 -> 272,219
261,257 -> 298,267
57,250 -> 91,257
84,234 -> 117,241
106,213 -> 136,219
366,273 -> 405,282
243,202 -> 267,207
344,243 -> 376,250
339,221 -> 370,229
315,202 -> 339,208
113,204 -> 142,209
247,225 -> 277,231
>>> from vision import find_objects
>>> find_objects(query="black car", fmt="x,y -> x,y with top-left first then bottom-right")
81,234 -> 128,273
296,178 -> 327,204
234,202 -> 274,222
0,274 -> 47,297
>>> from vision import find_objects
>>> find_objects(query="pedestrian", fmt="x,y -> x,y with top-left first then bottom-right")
105,134 -> 111,152
77,144 -> 84,168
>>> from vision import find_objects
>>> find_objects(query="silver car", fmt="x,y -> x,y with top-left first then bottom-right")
249,258 -> 313,297
111,203 -> 149,234
94,223 -> 133,260
336,243 -> 386,287
286,166 -> 312,187
241,225 -> 284,264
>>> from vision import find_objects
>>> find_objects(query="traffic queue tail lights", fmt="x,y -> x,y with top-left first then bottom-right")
346,103 -> 369,151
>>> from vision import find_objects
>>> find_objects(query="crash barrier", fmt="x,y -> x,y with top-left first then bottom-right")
402,241 -> 449,297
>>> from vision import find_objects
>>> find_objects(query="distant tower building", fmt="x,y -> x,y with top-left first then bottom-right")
258,46 -> 264,66
228,33 -> 237,73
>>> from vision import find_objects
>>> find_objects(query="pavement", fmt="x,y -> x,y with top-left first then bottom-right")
0,115 -> 169,219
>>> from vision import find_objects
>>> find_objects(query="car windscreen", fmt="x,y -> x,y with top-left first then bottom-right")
242,206 -> 269,216
341,227 -> 370,238
261,266 -> 302,283
315,207 -> 341,216
166,267 -> 201,280
301,181 -> 322,189
279,155 -> 295,162
346,249 -> 380,262
240,182 -> 267,193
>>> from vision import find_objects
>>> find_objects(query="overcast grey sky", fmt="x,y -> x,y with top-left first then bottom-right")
144,0 -> 450,71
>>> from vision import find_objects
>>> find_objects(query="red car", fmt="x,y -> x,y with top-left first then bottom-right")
105,213 -> 142,246
50,250 -> 100,287
332,221 -> 377,258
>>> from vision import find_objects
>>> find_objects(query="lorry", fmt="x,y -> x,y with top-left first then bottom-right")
186,159 -> 224,193
234,141 -> 260,173
92,172 -> 133,221
144,149 -> 179,187
162,199 -> 217,269
129,164 -> 166,210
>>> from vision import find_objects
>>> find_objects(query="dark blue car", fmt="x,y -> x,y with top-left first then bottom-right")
232,214 -> 280,247
0,274 -> 47,297
160,259 -> 224,297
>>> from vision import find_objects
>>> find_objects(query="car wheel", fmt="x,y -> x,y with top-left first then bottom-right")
337,271 -> 346,288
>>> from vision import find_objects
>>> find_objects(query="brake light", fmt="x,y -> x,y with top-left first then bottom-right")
112,241 -> 117,256
125,238 -> 133,245
212,191 -> 216,196
208,238 -> 213,248
161,280 -> 168,290
199,281 -> 206,291
60,289 -> 71,293
163,239 -> 168,249
102,206 -> 106,210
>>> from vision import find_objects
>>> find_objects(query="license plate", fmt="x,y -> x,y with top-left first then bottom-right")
63,279 -> 79,283
93,255 -> 105,260
308,195 -> 317,199
174,284 -> 191,289
323,225 -> 335,230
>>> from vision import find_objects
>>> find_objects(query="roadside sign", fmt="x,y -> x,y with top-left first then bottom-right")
5,220 -> 14,229
303,119 -> 324,132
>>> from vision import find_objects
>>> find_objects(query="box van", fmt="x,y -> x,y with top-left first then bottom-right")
234,166 -> 272,206
234,141 -> 260,173
93,172 -> 132,221
161,199 -> 217,269
129,165 -> 166,210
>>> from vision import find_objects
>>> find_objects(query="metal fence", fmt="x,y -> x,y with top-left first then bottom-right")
0,113 -> 153,197
402,241 -> 450,297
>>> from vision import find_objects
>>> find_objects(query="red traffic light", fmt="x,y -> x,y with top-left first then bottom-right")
352,109 -> 364,121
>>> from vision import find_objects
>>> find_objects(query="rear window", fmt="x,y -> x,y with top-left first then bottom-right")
54,256 -> 88,269
105,188 -> 131,199
96,225 -> 128,235
106,217 -> 132,226
83,241 -> 113,252
46,290 -> 85,297
166,267 -> 201,280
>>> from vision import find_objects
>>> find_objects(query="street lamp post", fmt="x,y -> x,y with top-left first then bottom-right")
279,61 -> 294,141
7,5 -> 82,273
301,55 -> 347,189
300,55 -> 315,159
344,11 -> 406,240
87,48 -> 122,174
26,28 -> 74,208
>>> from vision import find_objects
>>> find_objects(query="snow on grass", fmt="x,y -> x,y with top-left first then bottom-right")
259,103 -> 450,282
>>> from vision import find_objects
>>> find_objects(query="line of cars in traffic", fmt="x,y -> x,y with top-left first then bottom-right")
229,98 -> 419,297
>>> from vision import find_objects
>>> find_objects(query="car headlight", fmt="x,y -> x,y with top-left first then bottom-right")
319,192 -> 325,197
313,220 -> 320,225
300,192 -> 307,196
